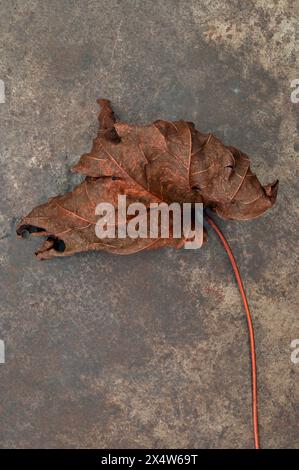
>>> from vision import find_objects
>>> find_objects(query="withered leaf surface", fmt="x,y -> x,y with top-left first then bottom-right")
17,99 -> 278,259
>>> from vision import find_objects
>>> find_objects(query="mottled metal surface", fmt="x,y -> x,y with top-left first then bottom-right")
0,0 -> 298,449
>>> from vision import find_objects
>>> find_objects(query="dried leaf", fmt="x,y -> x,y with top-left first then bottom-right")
17,99 -> 278,259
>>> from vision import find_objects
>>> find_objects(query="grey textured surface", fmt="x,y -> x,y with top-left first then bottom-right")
0,0 -> 298,449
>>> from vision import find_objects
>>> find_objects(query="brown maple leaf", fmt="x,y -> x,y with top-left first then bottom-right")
16,99 -> 278,259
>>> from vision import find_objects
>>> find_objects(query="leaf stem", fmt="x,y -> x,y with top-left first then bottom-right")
204,211 -> 260,449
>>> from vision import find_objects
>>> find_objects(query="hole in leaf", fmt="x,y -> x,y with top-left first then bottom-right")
18,225 -> 45,238
21,229 -> 30,239
47,237 -> 66,252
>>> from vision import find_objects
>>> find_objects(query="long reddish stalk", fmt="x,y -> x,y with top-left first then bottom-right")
204,212 -> 260,449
